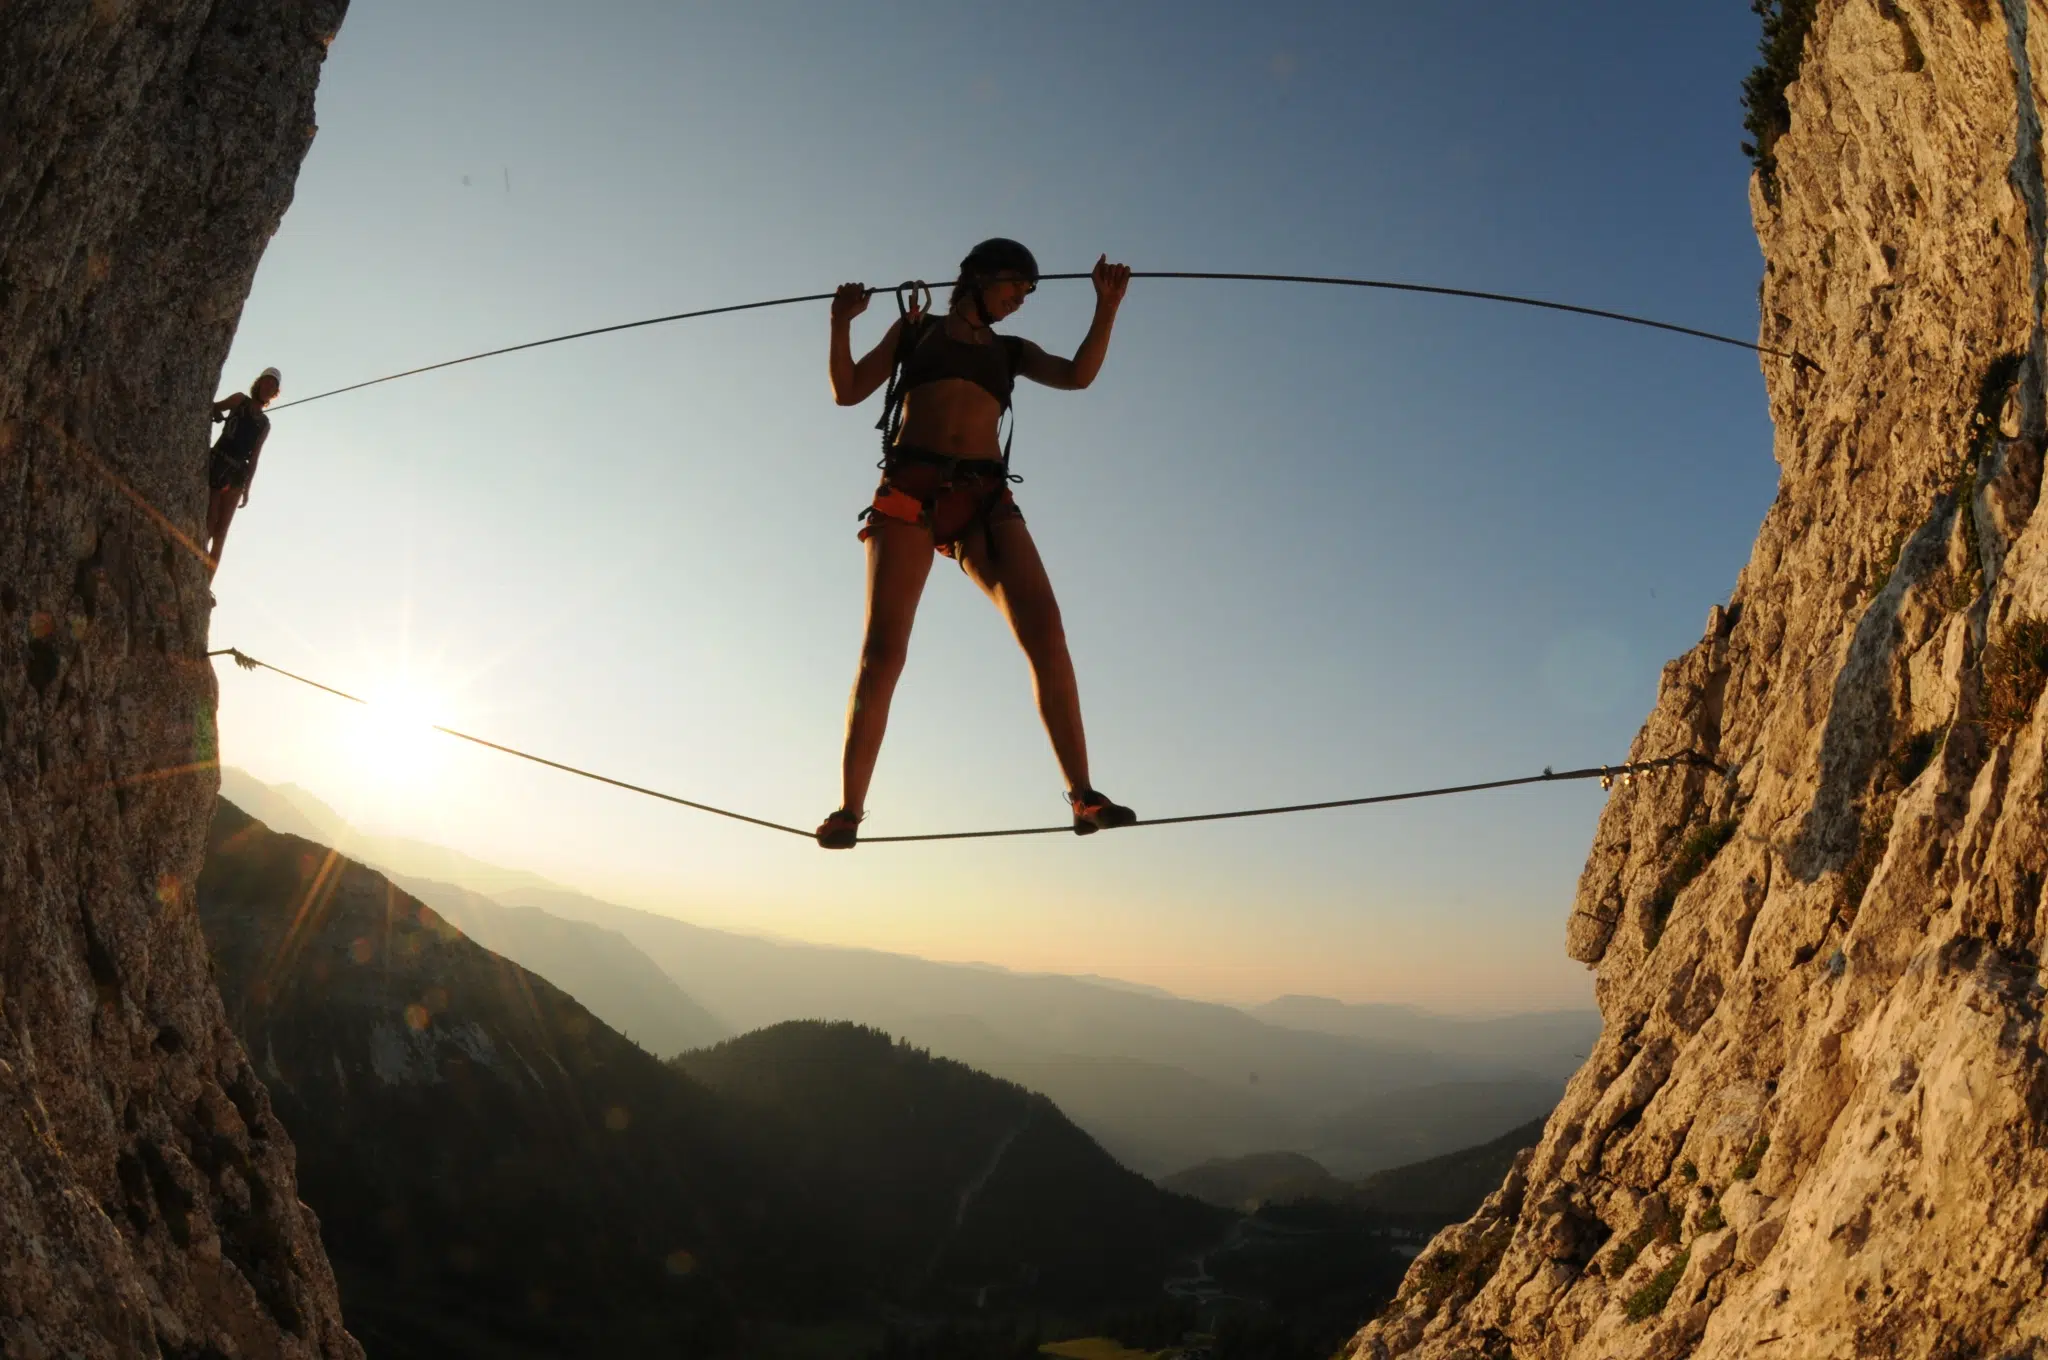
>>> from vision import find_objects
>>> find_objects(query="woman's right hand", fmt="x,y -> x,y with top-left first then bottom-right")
832,283 -> 871,322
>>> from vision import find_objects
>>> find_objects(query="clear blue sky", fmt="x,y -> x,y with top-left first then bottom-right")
212,1 -> 1776,1011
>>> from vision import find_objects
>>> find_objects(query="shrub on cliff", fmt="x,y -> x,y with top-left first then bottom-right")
1741,0 -> 1821,200
1983,618 -> 2048,742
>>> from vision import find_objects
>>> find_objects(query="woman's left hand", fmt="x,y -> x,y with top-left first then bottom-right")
1092,255 -> 1130,309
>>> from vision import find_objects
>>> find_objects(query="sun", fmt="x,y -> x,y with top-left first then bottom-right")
351,678 -> 450,784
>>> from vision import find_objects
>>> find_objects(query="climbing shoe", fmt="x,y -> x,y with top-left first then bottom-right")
1069,788 -> 1137,835
815,808 -> 863,849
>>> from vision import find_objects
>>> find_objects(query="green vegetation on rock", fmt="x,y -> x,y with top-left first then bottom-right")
1609,1222 -> 1654,1275
1412,1218 -> 1512,1310
1645,819 -> 1740,950
1734,1135 -> 1771,1181
1945,353 -> 2027,611
1842,729 -> 1945,912
1740,0 -> 1821,200
1983,618 -> 2048,743
1623,1248 -> 1690,1322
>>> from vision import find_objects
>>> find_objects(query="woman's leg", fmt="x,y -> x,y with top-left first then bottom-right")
838,518 -> 936,814
958,516 -> 1091,793
204,487 -> 238,575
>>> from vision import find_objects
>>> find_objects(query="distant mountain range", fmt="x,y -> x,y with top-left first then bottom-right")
198,803 -> 1226,1356
215,770 -> 1595,1179
1160,1152 -> 1351,1212
1250,995 -> 1599,1078
673,1022 -> 1223,1309
1162,1117 -> 1548,1224
385,873 -> 729,1058
1346,1117 -> 1547,1221
1304,1078 -> 1561,1176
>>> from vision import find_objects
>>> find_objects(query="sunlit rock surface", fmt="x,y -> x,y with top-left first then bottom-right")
1349,2 -> 2048,1355
0,3 -> 354,1355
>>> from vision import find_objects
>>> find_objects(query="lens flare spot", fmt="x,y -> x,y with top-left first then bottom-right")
404,1003 -> 430,1031
665,1249 -> 697,1276
349,936 -> 374,964
604,1105 -> 631,1132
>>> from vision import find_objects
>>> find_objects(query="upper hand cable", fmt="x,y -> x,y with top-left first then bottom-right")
268,270 -> 1817,412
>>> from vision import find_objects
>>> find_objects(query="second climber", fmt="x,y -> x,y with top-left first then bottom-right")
205,366 -> 280,577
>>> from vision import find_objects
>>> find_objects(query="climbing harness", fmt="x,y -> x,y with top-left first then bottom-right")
855,450 -> 1022,561
204,647 -> 1721,844
858,278 -> 1026,560
266,268 -> 1820,413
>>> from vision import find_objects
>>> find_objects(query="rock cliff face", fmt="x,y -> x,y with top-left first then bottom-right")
1349,2 -> 2048,1357
1,3 -> 352,1357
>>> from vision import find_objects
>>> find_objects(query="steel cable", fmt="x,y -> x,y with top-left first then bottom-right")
268,268 -> 1815,412
208,647 -> 1719,845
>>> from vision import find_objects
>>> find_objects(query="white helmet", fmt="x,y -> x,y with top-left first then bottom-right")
258,366 -> 282,386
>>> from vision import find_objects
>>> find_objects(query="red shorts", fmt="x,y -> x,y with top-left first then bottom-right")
857,452 -> 1023,559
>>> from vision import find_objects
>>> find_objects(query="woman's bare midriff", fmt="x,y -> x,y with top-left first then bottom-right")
894,378 -> 1006,458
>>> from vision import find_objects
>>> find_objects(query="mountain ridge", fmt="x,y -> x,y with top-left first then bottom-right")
222,767 -> 1602,1179
198,803 -> 1229,1355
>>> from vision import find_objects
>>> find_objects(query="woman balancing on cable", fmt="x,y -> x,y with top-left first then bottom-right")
816,239 -> 1137,849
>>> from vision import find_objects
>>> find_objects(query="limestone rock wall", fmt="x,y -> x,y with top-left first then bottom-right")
0,3 -> 355,1356
1349,2 -> 2048,1356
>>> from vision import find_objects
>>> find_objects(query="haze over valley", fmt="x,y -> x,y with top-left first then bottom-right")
199,792 -> 1574,1355
221,770 -> 1593,1180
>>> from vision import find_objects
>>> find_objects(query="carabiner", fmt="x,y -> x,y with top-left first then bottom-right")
894,279 -> 932,322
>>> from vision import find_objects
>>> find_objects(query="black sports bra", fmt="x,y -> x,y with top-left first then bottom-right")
896,316 -> 1023,410
213,403 -> 270,463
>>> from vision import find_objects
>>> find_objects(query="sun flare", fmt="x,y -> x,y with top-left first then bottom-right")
352,679 -> 449,783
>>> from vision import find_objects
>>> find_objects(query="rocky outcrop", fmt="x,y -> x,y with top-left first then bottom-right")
1,3 -> 352,1356
1348,2 -> 2048,1357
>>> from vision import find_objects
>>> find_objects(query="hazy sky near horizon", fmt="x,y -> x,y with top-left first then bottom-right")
211,1 -> 1778,1011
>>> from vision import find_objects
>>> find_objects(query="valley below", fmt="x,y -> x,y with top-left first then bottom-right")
198,786 -> 1580,1357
